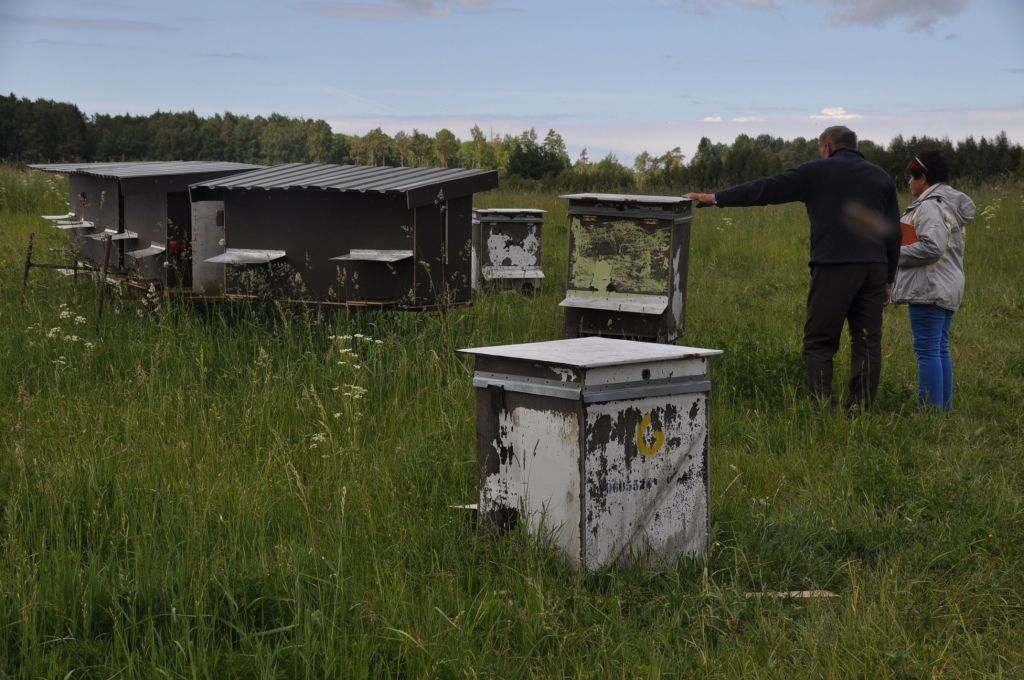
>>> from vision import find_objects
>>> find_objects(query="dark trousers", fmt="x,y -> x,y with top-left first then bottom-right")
803,263 -> 888,409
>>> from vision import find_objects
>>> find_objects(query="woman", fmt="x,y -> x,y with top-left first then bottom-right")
892,149 -> 976,410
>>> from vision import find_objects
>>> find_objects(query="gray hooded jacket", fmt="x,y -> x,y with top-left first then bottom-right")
892,183 -> 976,311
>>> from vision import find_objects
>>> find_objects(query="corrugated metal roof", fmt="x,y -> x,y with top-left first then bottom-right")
28,161 -> 263,179
191,163 -> 497,194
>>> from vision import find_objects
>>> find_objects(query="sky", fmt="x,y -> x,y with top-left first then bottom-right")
1,0 -> 1023,164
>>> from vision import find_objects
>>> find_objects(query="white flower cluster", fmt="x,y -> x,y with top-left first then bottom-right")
325,331 -> 382,425
978,200 -> 1000,230
58,308 -> 87,324
329,333 -> 384,345
37,304 -> 97,355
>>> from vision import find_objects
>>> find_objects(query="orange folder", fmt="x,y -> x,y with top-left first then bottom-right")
901,222 -> 918,246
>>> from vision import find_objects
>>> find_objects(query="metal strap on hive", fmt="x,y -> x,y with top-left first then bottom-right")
472,371 -> 710,403
559,293 -> 668,315
205,248 -> 286,264
42,213 -> 76,221
482,266 -> 545,280
330,249 -> 413,263
127,243 -> 166,258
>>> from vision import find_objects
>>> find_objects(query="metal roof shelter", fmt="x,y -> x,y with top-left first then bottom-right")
560,193 -> 694,343
29,161 -> 261,287
189,163 -> 499,307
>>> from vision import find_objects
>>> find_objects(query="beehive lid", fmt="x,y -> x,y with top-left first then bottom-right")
459,337 -> 721,368
560,193 -> 692,204
473,208 -> 547,215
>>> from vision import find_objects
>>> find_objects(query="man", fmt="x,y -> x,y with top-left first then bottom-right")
684,126 -> 900,409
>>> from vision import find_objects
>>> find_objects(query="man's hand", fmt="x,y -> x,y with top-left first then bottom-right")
884,283 -> 893,306
683,192 -> 716,207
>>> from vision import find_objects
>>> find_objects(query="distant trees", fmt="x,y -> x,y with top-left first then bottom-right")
1,94 -> 88,162
2,93 -> 1022,190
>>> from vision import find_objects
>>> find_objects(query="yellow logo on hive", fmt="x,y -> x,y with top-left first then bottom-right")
636,412 -> 665,457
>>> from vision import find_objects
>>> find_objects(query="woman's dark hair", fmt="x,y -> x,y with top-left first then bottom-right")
905,149 -> 950,184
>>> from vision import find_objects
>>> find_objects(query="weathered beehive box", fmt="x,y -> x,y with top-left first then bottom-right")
460,337 -> 721,571
559,193 -> 693,342
189,163 -> 499,307
30,162 -> 260,286
471,208 -> 545,290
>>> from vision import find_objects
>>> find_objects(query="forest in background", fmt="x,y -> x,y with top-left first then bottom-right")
2,92 -> 1023,191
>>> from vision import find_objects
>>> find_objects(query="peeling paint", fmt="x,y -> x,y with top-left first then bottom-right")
549,367 -> 577,382
583,393 -> 707,570
481,406 -> 582,566
671,244 -> 683,327
569,218 -> 670,294
486,225 -> 540,269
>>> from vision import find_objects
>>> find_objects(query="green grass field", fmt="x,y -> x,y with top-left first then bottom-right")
1,166 -> 1022,677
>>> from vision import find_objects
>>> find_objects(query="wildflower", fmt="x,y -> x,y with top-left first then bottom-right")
74,316 -> 86,325
59,309 -> 73,319
333,412 -> 342,419
84,342 -> 95,351
46,327 -> 60,338
374,340 -> 383,345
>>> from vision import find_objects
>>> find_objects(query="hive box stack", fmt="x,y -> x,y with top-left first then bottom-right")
460,337 -> 721,571
560,193 -> 693,342
471,208 -> 546,291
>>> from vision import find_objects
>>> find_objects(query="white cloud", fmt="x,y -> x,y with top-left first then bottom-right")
817,0 -> 969,33
732,116 -> 764,122
303,0 -> 493,20
665,0 -> 778,15
667,0 -> 968,32
0,13 -> 175,31
702,116 -> 723,122
810,106 -> 862,120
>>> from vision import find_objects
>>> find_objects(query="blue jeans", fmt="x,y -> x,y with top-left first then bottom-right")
908,304 -> 955,409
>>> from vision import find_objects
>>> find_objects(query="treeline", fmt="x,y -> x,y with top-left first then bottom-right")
3,93 -> 1022,191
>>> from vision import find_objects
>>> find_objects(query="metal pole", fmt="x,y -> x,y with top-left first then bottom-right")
21,232 -> 35,303
96,234 -> 113,333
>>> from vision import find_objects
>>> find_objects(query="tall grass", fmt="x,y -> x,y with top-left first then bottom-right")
0,167 -> 1021,677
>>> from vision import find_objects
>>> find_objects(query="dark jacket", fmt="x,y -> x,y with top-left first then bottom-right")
714,148 -> 901,282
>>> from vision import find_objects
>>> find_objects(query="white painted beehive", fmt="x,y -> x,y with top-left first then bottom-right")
460,337 -> 721,571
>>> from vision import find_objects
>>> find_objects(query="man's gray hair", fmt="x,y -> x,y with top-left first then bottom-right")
819,126 -> 857,150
